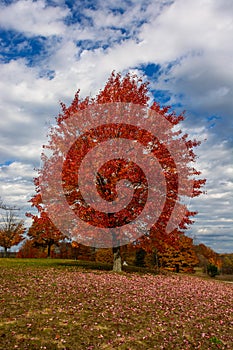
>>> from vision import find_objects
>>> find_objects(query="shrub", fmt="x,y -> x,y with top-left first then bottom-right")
135,248 -> 146,267
207,264 -> 219,277
17,239 -> 47,258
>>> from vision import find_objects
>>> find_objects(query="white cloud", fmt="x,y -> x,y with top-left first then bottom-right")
0,0 -> 69,37
0,0 -> 232,252
187,136 -> 233,252
0,162 -> 36,224
140,0 -> 233,135
138,0 -> 233,61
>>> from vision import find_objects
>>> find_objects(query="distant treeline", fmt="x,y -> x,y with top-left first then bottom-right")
0,251 -> 17,258
1,241 -> 233,275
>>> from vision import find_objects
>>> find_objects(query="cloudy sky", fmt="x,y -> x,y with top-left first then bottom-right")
0,0 -> 232,253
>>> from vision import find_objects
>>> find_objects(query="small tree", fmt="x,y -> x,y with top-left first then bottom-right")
95,248 -> 113,264
145,248 -> 159,270
27,212 -> 66,257
221,254 -> 233,274
207,264 -> 219,278
17,239 -> 47,258
146,235 -> 198,273
194,243 -> 222,273
0,209 -> 25,256
71,241 -> 95,261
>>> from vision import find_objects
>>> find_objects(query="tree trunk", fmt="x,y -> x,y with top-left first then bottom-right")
4,247 -> 8,258
112,246 -> 122,272
47,243 -> 51,258
154,249 -> 159,270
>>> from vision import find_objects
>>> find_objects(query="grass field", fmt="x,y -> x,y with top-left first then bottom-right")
0,259 -> 232,350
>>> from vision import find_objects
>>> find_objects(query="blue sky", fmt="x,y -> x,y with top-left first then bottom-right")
0,0 -> 232,253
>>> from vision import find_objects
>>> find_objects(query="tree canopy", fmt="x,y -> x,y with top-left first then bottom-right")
28,72 -> 206,270
0,208 -> 25,256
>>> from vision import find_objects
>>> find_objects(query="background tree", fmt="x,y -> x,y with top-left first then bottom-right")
28,72 -> 205,271
207,263 -> 219,277
156,235 -> 198,273
0,197 -> 7,210
95,248 -> 114,264
194,243 -> 222,273
220,253 -> 233,274
0,208 -> 25,256
17,239 -> 47,258
27,212 -> 66,257
71,241 -> 95,261
51,241 -> 73,259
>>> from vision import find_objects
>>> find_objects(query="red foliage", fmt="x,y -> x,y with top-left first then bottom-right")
26,212 -> 66,257
28,71 -> 206,257
17,239 -> 47,258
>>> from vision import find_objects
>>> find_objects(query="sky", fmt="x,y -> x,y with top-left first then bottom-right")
0,0 -> 232,253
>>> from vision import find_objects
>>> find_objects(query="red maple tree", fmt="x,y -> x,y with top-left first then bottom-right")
26,212 -> 66,257
28,72 -> 205,271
